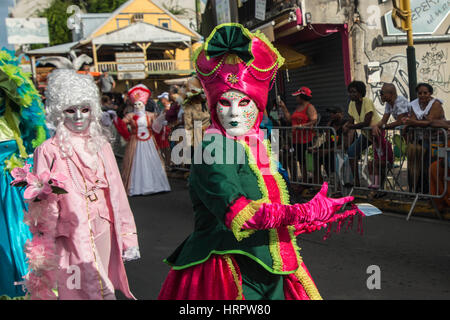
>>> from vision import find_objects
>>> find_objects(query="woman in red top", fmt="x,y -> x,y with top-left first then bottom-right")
280,87 -> 318,183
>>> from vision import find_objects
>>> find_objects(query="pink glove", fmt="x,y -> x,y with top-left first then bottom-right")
243,183 -> 354,230
289,182 -> 354,224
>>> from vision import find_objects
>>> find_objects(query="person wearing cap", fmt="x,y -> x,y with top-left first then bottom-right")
157,91 -> 170,102
343,80 -> 381,187
279,86 -> 318,183
113,84 -> 171,196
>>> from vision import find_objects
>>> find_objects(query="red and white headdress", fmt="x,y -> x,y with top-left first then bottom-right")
128,84 -> 151,105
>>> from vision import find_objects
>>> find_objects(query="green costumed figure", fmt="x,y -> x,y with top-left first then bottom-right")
0,49 -> 48,299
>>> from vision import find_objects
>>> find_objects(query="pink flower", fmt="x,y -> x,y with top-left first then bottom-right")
25,272 -> 57,300
10,163 -> 32,185
49,172 -> 68,188
24,236 -> 58,272
24,171 -> 52,201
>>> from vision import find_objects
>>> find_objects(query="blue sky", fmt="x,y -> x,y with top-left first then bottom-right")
0,0 -> 14,50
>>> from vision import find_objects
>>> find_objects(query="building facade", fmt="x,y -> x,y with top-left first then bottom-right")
25,0 -> 203,95
201,0 -> 450,118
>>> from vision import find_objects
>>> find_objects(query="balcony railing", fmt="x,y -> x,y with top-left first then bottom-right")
97,59 -> 193,74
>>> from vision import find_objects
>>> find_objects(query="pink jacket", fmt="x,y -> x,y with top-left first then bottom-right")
32,137 -> 139,299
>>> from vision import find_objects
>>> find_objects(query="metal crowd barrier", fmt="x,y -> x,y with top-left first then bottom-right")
274,126 -> 341,194
163,123 -> 448,220
274,125 -> 448,220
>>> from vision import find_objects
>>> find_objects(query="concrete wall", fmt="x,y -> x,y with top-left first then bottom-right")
349,0 -> 450,117
304,0 -> 352,24
301,0 -> 449,117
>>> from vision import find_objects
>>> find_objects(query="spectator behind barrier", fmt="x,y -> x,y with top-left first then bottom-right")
343,80 -> 381,187
278,86 -> 318,184
267,99 -> 283,127
402,83 -> 445,194
308,106 -> 355,184
371,83 -> 409,136
428,119 -> 450,218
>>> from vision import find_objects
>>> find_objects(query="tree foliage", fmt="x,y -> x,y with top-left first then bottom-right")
162,0 -> 189,16
38,0 -> 129,46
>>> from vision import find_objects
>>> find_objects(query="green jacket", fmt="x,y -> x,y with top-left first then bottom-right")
165,133 -> 302,275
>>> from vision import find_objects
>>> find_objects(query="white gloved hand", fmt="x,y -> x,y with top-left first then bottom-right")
107,110 -> 117,119
101,112 -> 113,127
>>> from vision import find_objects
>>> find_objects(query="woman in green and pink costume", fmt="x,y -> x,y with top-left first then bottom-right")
158,24 -> 362,300
0,50 -> 48,298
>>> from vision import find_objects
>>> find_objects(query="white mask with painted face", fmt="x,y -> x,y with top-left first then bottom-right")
216,90 -> 259,136
134,101 -> 146,115
63,105 -> 92,133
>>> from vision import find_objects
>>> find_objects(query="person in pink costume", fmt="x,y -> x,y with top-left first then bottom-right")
158,24 -> 364,300
24,69 -> 140,300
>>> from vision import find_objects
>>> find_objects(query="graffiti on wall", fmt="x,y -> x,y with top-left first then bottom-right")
366,43 -> 449,114
419,43 -> 449,93
367,54 -> 411,113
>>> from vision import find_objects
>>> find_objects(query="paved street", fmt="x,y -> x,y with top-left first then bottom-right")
123,177 -> 450,300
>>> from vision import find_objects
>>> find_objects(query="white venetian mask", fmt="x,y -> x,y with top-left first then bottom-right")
216,90 -> 258,136
134,100 -> 145,115
63,105 -> 92,133
134,100 -> 145,112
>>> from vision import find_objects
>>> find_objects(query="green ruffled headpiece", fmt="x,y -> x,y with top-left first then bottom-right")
0,49 -> 49,167
193,24 -> 285,113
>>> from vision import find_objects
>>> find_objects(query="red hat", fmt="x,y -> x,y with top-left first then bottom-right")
195,24 -> 284,113
128,84 -> 151,105
292,86 -> 312,98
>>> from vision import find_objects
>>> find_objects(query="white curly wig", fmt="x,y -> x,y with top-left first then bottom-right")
45,69 -> 111,158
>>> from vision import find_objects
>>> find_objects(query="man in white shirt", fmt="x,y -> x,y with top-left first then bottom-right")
372,83 -> 409,136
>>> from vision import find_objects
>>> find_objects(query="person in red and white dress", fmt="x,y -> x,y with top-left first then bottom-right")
114,84 -> 171,196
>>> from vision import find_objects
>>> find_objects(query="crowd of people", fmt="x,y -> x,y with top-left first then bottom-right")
94,70 -> 447,215
265,80 -> 448,214
0,22 -> 447,301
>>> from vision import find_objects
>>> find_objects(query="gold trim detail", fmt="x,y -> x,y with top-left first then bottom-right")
294,266 -> 322,300
223,255 -> 244,300
230,198 -> 266,241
